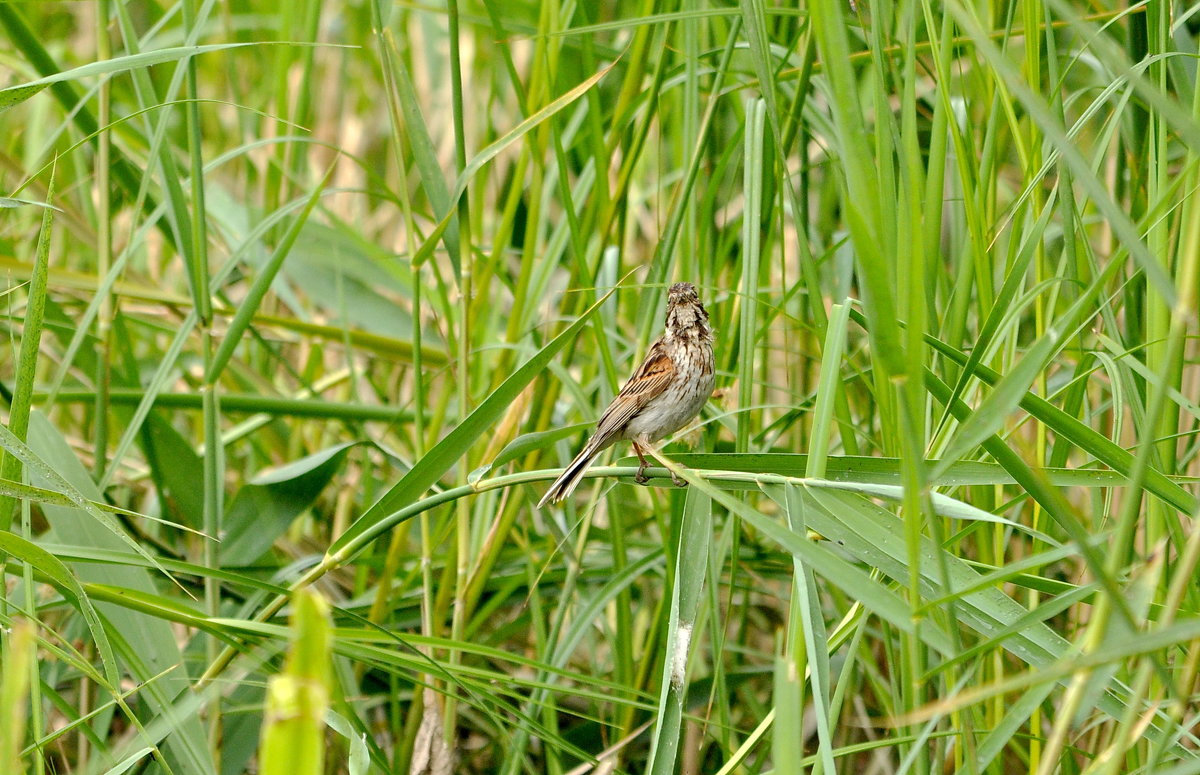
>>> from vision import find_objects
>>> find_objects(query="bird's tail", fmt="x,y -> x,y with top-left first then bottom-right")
538,444 -> 602,507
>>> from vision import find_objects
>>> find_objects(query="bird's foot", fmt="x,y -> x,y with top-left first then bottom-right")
671,472 -> 687,487
634,468 -> 650,485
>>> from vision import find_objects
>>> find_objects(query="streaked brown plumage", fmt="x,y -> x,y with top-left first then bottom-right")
538,282 -> 715,507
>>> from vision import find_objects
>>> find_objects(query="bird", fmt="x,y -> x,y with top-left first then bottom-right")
538,282 -> 716,507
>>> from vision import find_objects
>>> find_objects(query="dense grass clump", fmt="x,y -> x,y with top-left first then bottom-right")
1,1 -> 1198,773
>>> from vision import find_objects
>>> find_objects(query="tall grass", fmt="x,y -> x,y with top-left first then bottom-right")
1,1 -> 1198,773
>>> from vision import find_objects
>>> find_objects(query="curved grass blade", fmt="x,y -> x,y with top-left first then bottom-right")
448,59 -> 616,204
0,169 -> 54,533
0,531 -> 119,686
0,419 -> 180,589
0,43 -> 273,111
327,283 -> 620,560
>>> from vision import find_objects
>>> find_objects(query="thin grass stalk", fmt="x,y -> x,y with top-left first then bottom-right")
9,173 -> 54,775
93,2 -> 112,485
638,14 -> 743,327
263,2 -> 297,245
286,0 -> 321,192
200,349 -> 224,756
174,4 -> 223,761
1143,0 -> 1177,573
0,177 -> 53,533
445,0 -> 474,744
367,4 -> 427,721
1037,4 -> 1080,764
20,518 -> 43,775
678,1 -> 700,285
806,302 -> 850,479
1145,511 -> 1200,769
739,99 -> 765,454
93,5 -> 221,492
620,21 -> 677,340
783,486 -> 836,773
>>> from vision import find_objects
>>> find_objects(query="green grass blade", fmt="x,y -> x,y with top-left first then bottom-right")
646,487 -> 710,775
327,283 -> 620,560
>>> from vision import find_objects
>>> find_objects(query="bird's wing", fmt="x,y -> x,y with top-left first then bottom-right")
589,339 -> 676,445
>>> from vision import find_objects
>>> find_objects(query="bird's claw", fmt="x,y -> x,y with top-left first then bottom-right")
633,463 -> 685,487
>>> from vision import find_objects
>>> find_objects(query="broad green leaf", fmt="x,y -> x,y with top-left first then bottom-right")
223,443 -> 355,566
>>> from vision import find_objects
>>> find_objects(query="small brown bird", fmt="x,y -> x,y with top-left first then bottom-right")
538,282 -> 716,507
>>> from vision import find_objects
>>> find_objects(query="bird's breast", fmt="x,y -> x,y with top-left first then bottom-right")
621,341 -> 715,442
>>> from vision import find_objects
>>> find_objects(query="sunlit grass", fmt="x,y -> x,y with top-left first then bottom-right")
1,1 -> 1198,773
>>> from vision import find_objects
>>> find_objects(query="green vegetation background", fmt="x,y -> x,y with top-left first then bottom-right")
1,1 -> 1198,774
